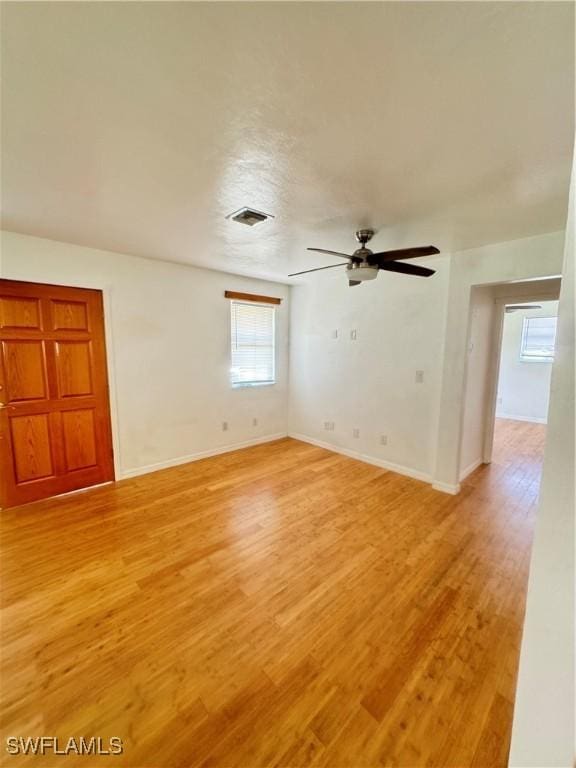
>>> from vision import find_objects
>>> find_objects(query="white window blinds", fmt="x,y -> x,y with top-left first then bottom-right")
230,301 -> 276,386
520,316 -> 557,361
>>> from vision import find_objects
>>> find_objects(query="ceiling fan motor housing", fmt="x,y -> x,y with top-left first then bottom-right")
353,230 -> 376,263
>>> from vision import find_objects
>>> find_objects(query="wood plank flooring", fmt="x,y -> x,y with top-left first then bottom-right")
0,418 -> 546,767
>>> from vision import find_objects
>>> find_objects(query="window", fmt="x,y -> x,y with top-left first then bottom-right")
230,301 -> 275,386
520,316 -> 557,362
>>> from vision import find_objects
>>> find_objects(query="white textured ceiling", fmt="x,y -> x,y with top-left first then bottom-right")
1,2 -> 574,282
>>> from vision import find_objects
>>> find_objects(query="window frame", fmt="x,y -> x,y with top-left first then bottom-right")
229,299 -> 277,388
519,315 -> 557,363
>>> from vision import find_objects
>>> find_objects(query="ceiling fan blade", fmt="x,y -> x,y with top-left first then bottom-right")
288,263 -> 347,277
307,248 -> 353,259
368,245 -> 440,264
505,304 -> 542,313
349,280 -> 361,287
379,261 -> 435,277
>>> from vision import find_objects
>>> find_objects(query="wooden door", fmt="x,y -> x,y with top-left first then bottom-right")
0,280 -> 114,508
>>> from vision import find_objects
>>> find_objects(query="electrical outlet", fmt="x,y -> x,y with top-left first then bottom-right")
222,421 -> 229,431
353,428 -> 360,439
324,421 -> 335,431
497,396 -> 503,405
252,417 -> 258,427
350,329 -> 357,340
380,434 -> 388,446
415,370 -> 424,384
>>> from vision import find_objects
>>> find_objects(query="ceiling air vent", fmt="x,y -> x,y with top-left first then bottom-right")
226,207 -> 274,226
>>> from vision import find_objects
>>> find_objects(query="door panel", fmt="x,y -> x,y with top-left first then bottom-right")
62,409 -> 97,471
3,341 -> 48,402
0,280 -> 114,507
55,341 -> 93,397
0,296 -> 42,329
51,300 -> 89,331
10,413 -> 55,483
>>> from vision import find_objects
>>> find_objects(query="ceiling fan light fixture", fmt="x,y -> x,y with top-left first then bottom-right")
347,263 -> 378,281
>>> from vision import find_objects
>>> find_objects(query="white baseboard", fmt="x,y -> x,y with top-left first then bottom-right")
431,481 -> 461,495
120,431 -> 461,496
496,413 -> 547,424
119,432 -> 288,480
288,432 -> 431,484
459,458 -> 484,482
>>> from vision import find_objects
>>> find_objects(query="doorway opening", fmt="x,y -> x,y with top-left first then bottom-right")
458,278 -> 561,488
491,299 -> 559,486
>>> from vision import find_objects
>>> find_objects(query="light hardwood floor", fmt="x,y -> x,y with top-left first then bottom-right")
0,418 -> 546,767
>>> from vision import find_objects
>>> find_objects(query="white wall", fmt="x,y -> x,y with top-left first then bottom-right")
508,148 -> 575,768
0,231 -> 290,478
288,254 -> 450,481
433,230 -> 565,493
496,301 -> 558,423
459,287 -> 495,479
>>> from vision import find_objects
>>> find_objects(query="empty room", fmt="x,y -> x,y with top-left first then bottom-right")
0,2 -> 574,767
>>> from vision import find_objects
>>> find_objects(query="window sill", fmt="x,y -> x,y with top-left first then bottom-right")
519,357 -> 554,364
231,382 -> 276,389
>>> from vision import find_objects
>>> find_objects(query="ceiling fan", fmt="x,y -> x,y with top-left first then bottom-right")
289,229 -> 440,286
505,305 -> 542,313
